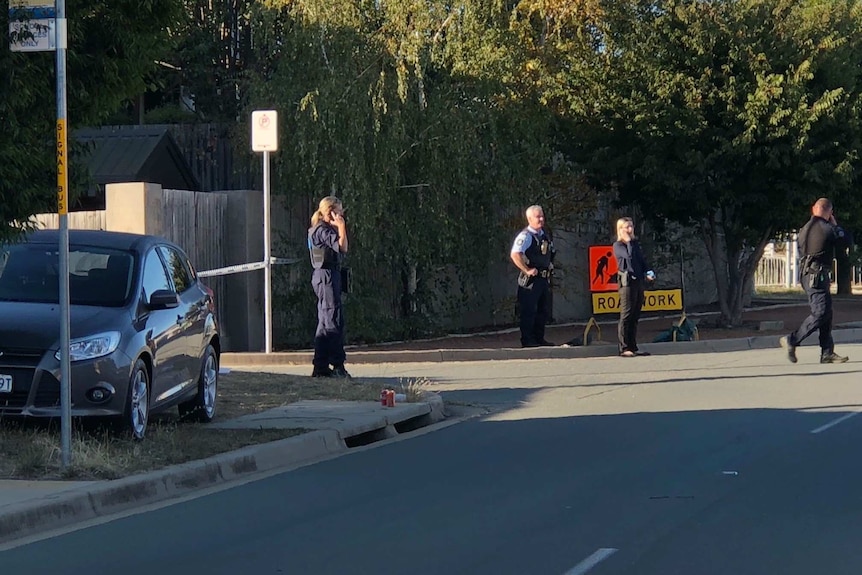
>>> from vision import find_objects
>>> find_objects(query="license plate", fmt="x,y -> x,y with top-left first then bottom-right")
0,374 -> 11,393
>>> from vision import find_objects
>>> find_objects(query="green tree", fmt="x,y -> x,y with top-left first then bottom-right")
246,0 -> 555,343
0,0 -> 183,242
161,0 -> 252,123
586,0 -> 862,325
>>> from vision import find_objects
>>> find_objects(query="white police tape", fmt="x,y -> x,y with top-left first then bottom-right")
270,257 -> 303,265
197,261 -> 265,277
197,256 -> 303,278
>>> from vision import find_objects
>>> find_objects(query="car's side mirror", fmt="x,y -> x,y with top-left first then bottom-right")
148,289 -> 180,310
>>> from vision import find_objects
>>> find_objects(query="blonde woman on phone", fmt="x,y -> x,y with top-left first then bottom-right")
308,196 -> 350,377
613,217 -> 655,357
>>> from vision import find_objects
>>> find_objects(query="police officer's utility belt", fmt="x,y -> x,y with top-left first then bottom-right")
537,269 -> 552,278
800,255 -> 829,289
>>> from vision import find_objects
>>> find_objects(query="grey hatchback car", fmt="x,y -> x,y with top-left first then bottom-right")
0,229 -> 219,439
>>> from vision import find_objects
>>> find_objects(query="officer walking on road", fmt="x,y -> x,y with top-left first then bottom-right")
780,197 -> 850,364
308,196 -> 351,377
511,205 -> 556,348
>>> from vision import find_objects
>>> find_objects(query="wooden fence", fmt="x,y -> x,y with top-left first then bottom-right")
32,211 -> 106,231
33,189 -> 232,346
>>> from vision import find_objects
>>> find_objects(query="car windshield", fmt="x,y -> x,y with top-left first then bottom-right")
0,242 -> 135,306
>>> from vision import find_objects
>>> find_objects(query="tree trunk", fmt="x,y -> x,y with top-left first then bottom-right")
400,261 -> 418,318
700,209 -> 771,327
700,212 -> 732,325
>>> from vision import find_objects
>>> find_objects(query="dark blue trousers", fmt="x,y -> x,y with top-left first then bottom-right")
789,275 -> 833,354
312,270 -> 345,369
518,277 -> 549,346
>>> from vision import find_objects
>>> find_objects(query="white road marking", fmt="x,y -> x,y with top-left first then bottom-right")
563,548 -> 618,575
810,411 -> 862,434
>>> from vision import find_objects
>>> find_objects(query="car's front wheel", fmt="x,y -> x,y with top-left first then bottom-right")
121,359 -> 150,440
179,344 -> 218,422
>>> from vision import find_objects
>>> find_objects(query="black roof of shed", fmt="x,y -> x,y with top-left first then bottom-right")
75,125 -> 200,192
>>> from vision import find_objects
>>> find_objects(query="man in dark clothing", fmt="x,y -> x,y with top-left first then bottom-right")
780,198 -> 849,364
510,205 -> 556,347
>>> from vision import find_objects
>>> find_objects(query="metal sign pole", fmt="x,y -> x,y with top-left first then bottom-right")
250,110 -> 277,354
263,150 -> 272,353
56,0 -> 71,467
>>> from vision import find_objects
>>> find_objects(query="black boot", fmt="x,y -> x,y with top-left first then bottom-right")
332,365 -> 352,378
821,352 -> 849,364
779,336 -> 797,364
311,366 -> 334,377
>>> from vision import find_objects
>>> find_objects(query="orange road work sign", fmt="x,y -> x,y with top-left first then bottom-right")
589,245 -> 618,292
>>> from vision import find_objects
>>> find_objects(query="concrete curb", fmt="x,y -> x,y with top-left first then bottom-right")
0,396 -> 445,546
222,328 -> 862,366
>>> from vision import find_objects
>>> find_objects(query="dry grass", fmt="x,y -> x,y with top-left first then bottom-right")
395,377 -> 432,403
0,420 -> 302,480
754,286 -> 807,296
216,370 -> 382,419
0,370 -> 423,481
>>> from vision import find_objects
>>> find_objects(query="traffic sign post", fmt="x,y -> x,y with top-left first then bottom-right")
55,0 -> 71,468
8,0 -> 59,52
588,244 -> 684,317
251,110 -> 278,353
11,0 -> 72,466
591,289 -> 684,314
10,0 -> 71,464
589,245 -> 619,292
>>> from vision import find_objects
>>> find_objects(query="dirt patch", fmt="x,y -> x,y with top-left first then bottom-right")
216,370 -> 382,419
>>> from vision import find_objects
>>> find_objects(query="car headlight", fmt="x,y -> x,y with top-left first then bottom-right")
55,332 -> 121,362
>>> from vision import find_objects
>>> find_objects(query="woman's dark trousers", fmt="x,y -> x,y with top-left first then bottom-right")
312,270 -> 345,370
618,282 -> 645,353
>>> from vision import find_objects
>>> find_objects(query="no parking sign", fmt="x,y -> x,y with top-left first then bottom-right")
251,110 -> 278,152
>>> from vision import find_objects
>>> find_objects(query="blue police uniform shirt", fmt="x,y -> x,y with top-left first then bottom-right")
311,223 -> 340,252
511,226 -> 543,254
308,223 -> 342,268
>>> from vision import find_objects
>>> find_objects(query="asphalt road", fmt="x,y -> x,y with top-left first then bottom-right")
3,345 -> 862,574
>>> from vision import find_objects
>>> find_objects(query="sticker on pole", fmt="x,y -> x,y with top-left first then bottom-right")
251,110 -> 278,152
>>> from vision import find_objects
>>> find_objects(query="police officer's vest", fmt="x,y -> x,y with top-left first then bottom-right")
523,228 -> 553,270
308,223 -> 340,270
799,216 -> 844,269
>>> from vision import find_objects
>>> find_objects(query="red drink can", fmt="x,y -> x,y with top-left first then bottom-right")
380,389 -> 388,406
386,389 -> 395,407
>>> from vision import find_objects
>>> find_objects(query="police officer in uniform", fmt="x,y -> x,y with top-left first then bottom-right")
780,197 -> 849,364
308,196 -> 350,377
511,205 -> 555,347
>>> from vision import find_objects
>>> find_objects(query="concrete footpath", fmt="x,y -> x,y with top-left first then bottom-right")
220,324 -> 862,366
3,317 -> 862,547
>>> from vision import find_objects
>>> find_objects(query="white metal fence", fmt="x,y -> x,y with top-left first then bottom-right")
754,239 -> 799,288
755,239 -> 862,289
755,255 -> 789,287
